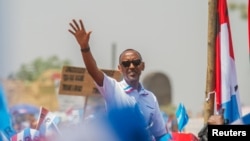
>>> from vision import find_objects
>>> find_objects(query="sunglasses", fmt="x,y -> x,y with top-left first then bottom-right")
121,59 -> 141,67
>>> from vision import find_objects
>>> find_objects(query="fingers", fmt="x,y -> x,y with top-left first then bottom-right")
68,19 -> 86,34
69,22 -> 77,32
73,19 -> 80,30
208,115 -> 224,125
79,19 -> 86,33
68,29 -> 75,35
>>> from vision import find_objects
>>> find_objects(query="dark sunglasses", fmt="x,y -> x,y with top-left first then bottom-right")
121,59 -> 141,67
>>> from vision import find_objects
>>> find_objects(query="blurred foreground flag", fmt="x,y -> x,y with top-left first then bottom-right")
10,128 -> 40,141
0,132 -> 9,141
0,84 -> 16,140
215,0 -> 242,124
175,103 -> 189,132
230,113 -> 250,125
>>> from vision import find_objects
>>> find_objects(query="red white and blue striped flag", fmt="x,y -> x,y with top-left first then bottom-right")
215,0 -> 242,124
10,128 -> 40,141
35,107 -> 61,137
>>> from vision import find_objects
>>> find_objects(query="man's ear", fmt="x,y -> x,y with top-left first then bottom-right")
141,62 -> 145,71
118,64 -> 122,72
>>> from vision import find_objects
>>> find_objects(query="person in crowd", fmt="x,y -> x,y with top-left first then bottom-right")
198,112 -> 224,141
207,114 -> 224,125
68,19 -> 171,141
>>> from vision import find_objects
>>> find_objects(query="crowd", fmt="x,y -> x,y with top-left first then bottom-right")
0,103 -> 226,141
0,18 -> 231,141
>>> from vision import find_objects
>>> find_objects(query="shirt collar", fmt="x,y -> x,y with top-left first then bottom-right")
120,79 -> 148,95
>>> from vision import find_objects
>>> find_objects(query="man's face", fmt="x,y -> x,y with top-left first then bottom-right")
118,50 -> 144,84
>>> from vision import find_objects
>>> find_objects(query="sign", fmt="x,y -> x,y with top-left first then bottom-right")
59,66 -> 122,96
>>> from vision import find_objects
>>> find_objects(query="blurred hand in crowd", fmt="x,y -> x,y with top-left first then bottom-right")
207,115 -> 224,125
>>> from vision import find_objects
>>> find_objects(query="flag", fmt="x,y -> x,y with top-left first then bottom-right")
215,0 -> 242,124
230,112 -> 250,125
10,128 -> 40,141
65,107 -> 84,124
35,107 -> 60,137
175,103 -> 189,132
0,132 -> 9,141
0,83 -> 16,140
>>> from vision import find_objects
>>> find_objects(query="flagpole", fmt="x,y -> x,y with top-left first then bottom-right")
83,95 -> 89,119
204,0 -> 217,123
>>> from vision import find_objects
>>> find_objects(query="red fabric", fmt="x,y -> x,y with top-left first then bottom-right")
171,132 -> 199,141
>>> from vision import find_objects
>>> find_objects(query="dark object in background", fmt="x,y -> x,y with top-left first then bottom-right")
197,124 -> 208,141
9,104 -> 39,115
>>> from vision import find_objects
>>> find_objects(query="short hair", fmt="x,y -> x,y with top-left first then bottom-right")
119,49 -> 142,63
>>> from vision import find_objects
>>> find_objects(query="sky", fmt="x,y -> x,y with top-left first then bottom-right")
0,0 -> 249,116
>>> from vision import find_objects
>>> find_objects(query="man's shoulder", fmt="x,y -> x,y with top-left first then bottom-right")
142,89 -> 157,99
143,89 -> 154,94
143,88 -> 155,95
104,73 -> 119,83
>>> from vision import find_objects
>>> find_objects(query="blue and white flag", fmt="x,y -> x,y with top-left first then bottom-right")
175,103 -> 189,132
230,113 -> 250,125
0,83 -> 16,140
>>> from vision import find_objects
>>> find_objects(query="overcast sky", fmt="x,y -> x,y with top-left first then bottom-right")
0,0 -> 249,115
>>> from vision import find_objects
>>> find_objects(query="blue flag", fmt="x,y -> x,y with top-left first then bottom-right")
0,83 -> 16,140
175,103 -> 189,132
231,112 -> 250,125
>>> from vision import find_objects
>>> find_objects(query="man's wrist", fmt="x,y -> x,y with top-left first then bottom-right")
81,47 -> 90,53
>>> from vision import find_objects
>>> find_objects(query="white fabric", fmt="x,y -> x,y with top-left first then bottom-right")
96,73 -> 167,138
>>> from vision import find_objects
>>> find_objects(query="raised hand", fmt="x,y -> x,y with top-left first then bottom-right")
68,19 -> 92,49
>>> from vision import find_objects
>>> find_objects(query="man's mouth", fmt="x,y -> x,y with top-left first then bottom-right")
128,71 -> 136,76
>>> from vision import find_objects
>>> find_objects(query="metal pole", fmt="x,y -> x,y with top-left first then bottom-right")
83,96 -> 89,119
111,42 -> 117,69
